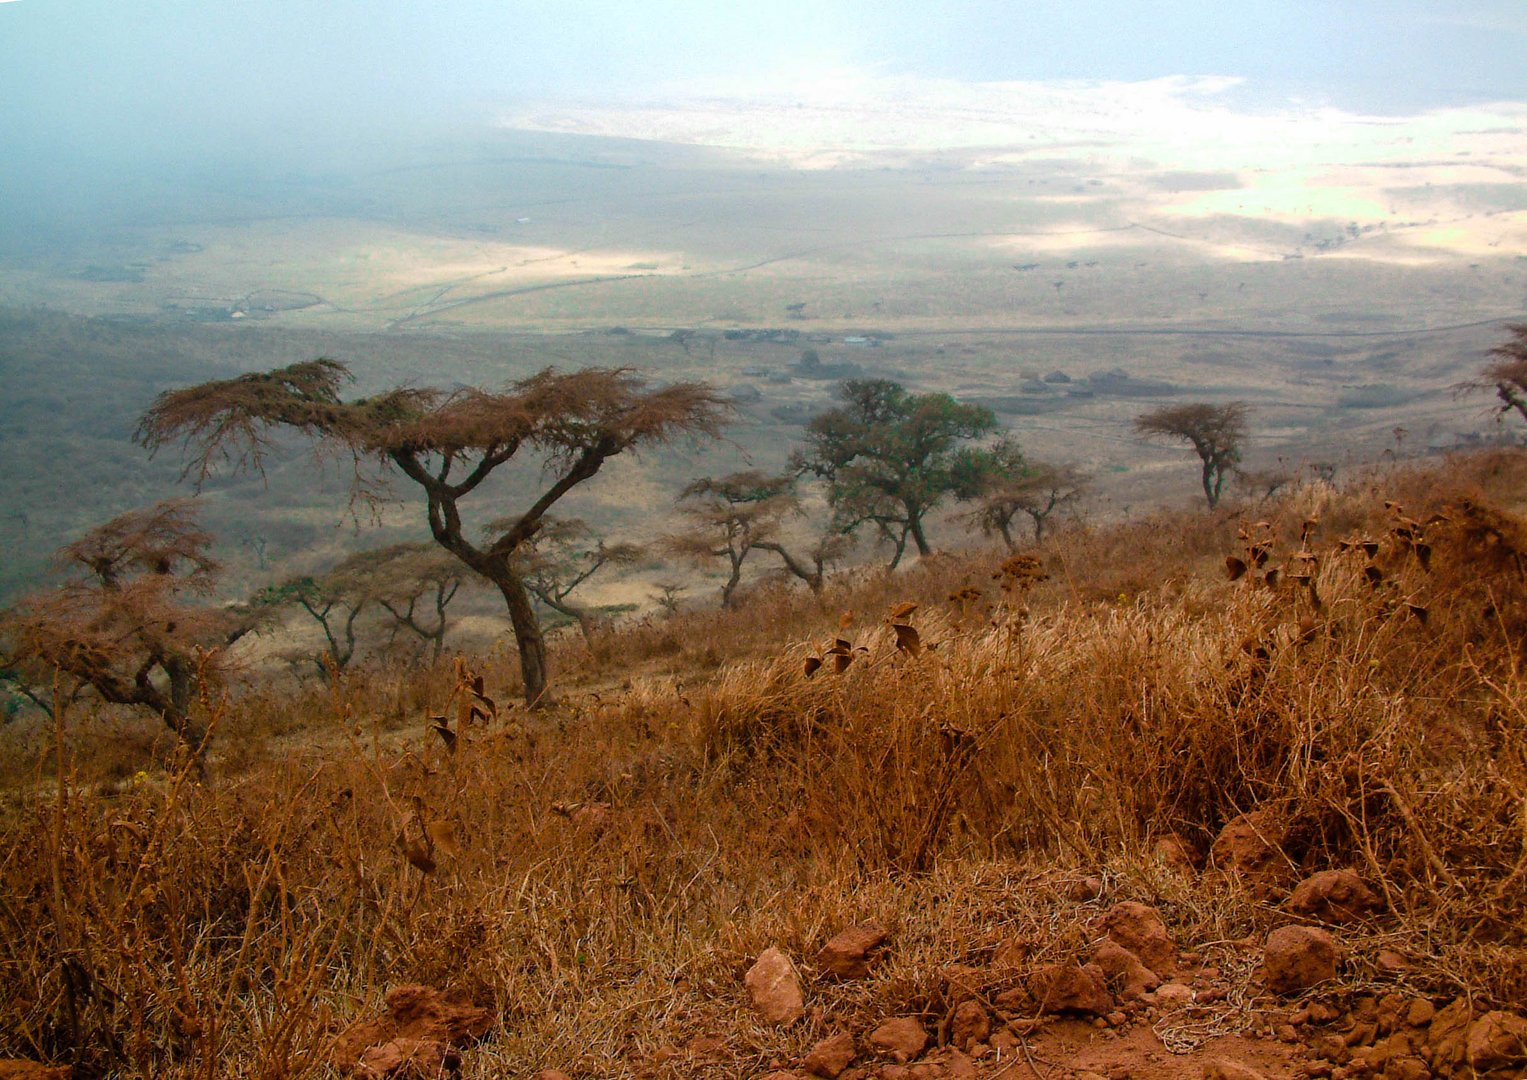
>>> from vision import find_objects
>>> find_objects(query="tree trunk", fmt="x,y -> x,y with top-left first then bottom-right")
886,527 -> 910,571
720,550 -> 744,608
1201,458 -> 1220,509
908,515 -> 933,557
495,570 -> 550,707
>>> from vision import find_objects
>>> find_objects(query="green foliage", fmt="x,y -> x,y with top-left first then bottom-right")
795,379 -> 998,564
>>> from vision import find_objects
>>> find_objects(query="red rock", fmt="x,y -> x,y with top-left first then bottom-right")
1066,876 -> 1105,902
1285,870 -> 1381,924
866,1017 -> 928,1063
804,1032 -> 857,1078
1210,810 -> 1286,878
0,1064 -> 72,1080
746,947 -> 805,1025
1152,982 -> 1195,1009
1027,962 -> 1114,1016
356,1038 -> 459,1078
1153,835 -> 1200,874
1100,902 -> 1176,975
687,1034 -> 725,1059
1465,1011 -> 1527,1073
1262,926 -> 1337,994
332,985 -> 493,1071
1426,997 -> 1474,1075
1092,939 -> 1160,999
950,1000 -> 991,1051
817,924 -> 888,979
1406,999 -> 1436,1028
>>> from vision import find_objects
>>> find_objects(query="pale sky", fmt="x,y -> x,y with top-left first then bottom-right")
0,1 -> 1523,183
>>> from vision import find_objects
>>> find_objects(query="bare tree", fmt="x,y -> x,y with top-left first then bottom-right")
364,543 -> 472,662
964,462 -> 1089,546
138,360 -> 730,705
1135,402 -> 1250,510
668,471 -> 798,608
254,562 -> 373,678
752,532 -> 853,594
0,501 -> 251,753
511,517 -> 641,642
1460,323 -> 1527,425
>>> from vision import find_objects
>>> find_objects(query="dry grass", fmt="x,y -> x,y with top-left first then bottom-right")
1,450 -> 1524,1078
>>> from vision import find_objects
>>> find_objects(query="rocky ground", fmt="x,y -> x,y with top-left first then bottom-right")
301,874 -> 1524,1080
5,836 -> 1523,1080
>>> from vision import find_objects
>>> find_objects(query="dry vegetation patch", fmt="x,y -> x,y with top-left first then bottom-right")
1,453 -> 1524,1077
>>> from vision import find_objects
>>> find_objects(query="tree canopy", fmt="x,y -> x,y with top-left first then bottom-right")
0,500 -> 251,753
1465,323 -> 1527,425
794,379 -> 998,567
139,360 -> 731,705
1134,402 -> 1249,510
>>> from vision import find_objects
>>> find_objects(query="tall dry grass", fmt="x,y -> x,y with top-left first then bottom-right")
0,451 -> 1523,1077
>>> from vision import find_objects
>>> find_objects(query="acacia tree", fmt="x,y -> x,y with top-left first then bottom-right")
138,360 -> 730,705
1461,323 -> 1527,425
0,501 -> 250,752
511,517 -> 641,641
963,462 -> 1089,546
255,558 -> 376,677
364,542 -> 473,661
1134,402 -> 1249,510
794,380 -> 997,568
669,472 -> 797,608
752,531 -> 853,594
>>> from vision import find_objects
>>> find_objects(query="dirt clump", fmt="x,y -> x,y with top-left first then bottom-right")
331,985 -> 493,1075
1028,961 -> 1114,1016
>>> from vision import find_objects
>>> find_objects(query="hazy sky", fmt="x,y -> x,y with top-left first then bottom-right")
1,0 -> 1524,187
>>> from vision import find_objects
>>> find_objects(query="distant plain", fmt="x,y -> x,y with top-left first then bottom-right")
1,78 -> 1523,604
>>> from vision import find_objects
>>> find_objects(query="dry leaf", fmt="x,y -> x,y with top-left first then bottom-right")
426,819 -> 462,858
803,656 -> 823,678
888,601 -> 919,620
431,721 -> 456,751
1225,555 -> 1247,581
832,652 -> 853,673
892,623 -> 923,656
399,833 -> 436,874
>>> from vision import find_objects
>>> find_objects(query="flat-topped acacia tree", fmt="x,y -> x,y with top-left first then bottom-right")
137,360 -> 730,705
